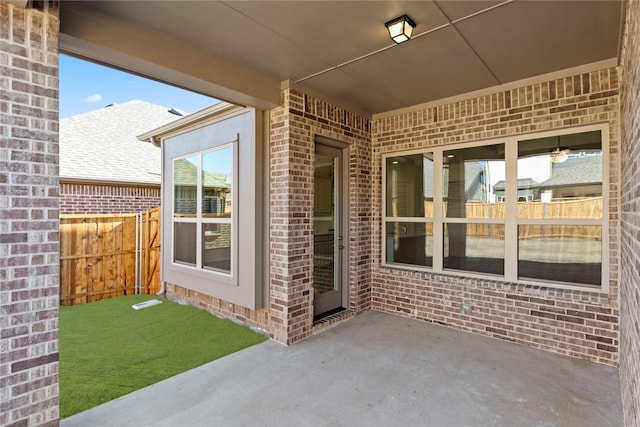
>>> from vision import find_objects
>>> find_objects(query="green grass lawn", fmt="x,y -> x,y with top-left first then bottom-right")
59,295 -> 267,419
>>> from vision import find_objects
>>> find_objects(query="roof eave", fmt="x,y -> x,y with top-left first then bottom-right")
137,101 -> 241,146
60,176 -> 161,187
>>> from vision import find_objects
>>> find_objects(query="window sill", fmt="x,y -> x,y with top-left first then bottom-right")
379,262 -> 607,296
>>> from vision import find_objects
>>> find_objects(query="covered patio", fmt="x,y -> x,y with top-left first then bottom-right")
2,0 -> 639,425
61,311 -> 621,427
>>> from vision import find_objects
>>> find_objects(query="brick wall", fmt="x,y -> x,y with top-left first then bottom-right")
267,89 -> 372,343
59,183 -> 160,214
0,1 -> 60,426
168,88 -> 373,344
619,0 -> 640,423
371,68 -> 621,366
166,283 -> 272,336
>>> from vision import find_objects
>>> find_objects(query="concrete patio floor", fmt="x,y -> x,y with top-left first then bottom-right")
61,311 -> 622,427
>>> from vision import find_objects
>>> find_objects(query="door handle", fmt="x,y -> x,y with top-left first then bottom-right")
338,235 -> 344,250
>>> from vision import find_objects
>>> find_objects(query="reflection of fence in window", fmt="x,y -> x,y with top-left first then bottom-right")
439,201 -> 506,219
437,198 -> 601,220
518,224 -> 601,241
519,197 -> 602,241
525,197 -> 602,220
434,198 -> 601,240
461,222 -> 602,241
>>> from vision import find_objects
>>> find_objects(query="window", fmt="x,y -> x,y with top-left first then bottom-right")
383,125 -> 608,291
160,106 -> 264,309
173,144 -> 234,275
443,144 -> 505,276
516,131 -> 603,286
385,153 -> 434,267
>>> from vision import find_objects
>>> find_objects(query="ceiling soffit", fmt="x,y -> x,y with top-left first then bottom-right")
60,1 -> 624,115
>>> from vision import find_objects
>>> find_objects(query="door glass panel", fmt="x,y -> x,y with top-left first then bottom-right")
314,153 -> 336,296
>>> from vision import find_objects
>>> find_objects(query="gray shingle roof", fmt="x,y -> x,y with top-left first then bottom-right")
60,100 -> 185,185
174,157 -> 231,188
493,178 -> 538,192
537,155 -> 602,187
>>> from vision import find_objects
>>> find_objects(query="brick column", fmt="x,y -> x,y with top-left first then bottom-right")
269,90 -> 315,344
268,88 -> 373,344
619,0 -> 640,424
0,1 -> 60,425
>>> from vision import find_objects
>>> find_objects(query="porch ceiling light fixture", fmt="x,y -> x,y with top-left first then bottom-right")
550,137 -> 570,163
385,14 -> 416,44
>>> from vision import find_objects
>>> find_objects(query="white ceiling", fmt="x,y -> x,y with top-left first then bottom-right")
59,1 -> 625,115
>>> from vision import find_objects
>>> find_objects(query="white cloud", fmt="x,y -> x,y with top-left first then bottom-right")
84,93 -> 103,103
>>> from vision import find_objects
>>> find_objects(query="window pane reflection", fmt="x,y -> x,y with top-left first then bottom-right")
386,153 -> 434,218
518,225 -> 601,286
517,131 -> 602,219
202,147 -> 233,218
443,223 -> 504,275
203,223 -> 231,273
174,222 -> 196,266
443,144 -> 505,219
386,221 -> 433,267
174,155 -> 198,217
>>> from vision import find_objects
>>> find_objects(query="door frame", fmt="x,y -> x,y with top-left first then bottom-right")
313,135 -> 350,317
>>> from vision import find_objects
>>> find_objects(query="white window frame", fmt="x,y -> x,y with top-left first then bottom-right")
382,123 -> 609,293
171,142 -> 237,282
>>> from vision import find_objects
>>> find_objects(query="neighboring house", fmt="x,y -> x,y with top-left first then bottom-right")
415,158 -> 489,202
493,178 -> 538,201
536,154 -> 603,199
59,100 -> 186,214
4,2 -> 640,426
493,154 -> 603,201
442,160 -> 490,202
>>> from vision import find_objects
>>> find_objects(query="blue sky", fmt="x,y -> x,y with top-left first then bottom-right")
59,54 -> 217,119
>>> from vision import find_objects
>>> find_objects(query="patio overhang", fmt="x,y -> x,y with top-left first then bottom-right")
59,2 -> 281,111
59,0 -> 625,115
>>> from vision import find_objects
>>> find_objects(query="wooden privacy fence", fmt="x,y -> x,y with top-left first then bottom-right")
60,207 -> 161,306
422,198 -> 602,240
